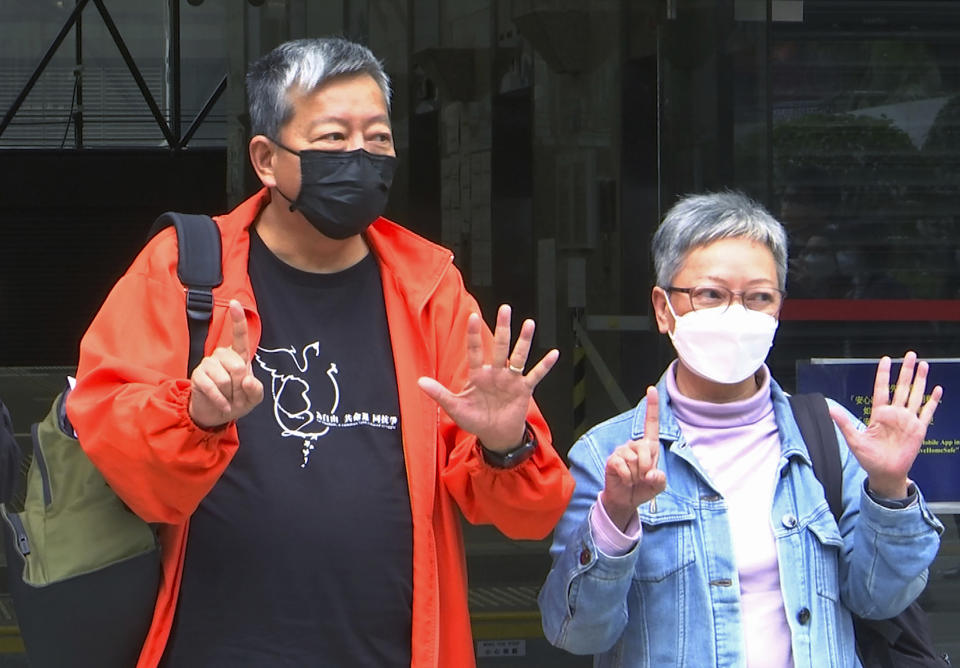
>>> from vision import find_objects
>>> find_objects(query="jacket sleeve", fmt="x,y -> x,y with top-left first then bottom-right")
537,431 -> 638,654
432,270 -> 574,540
66,235 -> 240,525
829,400 -> 944,619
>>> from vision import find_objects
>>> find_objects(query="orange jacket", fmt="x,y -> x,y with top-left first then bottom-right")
66,188 -> 574,668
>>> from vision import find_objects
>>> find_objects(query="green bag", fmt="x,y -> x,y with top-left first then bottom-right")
4,388 -> 158,586
1,385 -> 163,668
0,212 -> 222,668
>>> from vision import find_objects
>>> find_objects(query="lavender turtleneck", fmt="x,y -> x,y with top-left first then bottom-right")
591,362 -> 794,667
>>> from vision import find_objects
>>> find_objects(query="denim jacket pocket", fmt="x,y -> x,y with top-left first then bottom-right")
806,510 -> 844,602
634,500 -> 697,582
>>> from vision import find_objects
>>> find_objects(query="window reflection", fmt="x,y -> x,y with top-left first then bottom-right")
769,10 -> 960,299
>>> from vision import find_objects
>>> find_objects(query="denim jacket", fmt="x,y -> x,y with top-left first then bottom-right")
538,369 -> 943,668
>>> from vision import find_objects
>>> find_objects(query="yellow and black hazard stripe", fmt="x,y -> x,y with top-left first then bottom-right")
572,311 -> 587,439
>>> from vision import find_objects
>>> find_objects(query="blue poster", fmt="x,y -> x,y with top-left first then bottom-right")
796,358 -> 960,504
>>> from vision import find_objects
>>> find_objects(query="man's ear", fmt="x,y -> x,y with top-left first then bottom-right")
651,286 -> 673,334
249,135 -> 278,188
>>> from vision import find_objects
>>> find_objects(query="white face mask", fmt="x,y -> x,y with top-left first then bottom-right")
665,300 -> 779,384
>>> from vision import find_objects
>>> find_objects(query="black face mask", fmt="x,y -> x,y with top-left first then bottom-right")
273,141 -> 397,240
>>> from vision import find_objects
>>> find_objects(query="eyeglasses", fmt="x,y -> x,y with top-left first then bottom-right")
665,285 -> 786,315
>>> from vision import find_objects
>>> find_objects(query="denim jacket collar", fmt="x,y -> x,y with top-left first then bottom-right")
629,362 -> 813,469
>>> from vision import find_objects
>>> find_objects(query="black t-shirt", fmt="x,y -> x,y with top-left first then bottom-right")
162,230 -> 413,668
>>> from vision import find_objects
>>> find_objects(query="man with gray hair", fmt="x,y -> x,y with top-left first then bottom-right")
67,37 -> 573,667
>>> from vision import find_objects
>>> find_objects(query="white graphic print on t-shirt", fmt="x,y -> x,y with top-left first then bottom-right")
254,342 -> 399,468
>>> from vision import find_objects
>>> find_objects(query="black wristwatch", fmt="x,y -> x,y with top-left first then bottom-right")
479,423 -> 538,469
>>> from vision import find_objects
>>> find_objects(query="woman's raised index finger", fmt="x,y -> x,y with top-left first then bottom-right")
644,386 -> 659,442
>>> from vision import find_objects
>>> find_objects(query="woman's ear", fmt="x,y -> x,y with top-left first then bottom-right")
248,135 -> 278,188
651,286 -> 674,334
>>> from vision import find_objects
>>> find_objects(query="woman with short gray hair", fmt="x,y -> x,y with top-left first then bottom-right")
539,191 -> 943,667
652,190 -> 788,290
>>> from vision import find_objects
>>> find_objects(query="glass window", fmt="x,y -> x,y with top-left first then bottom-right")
0,0 -> 228,148
770,5 -> 960,302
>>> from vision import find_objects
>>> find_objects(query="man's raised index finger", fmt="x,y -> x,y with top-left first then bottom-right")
229,299 -> 250,360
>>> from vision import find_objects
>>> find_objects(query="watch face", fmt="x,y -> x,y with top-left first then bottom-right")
504,440 -> 536,467
480,426 -> 537,468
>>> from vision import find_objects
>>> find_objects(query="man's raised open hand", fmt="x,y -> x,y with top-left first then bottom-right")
417,304 -> 558,453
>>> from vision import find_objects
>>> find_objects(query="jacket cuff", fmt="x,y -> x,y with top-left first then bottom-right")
590,497 -> 641,557
572,517 -> 640,580
865,481 -> 918,509
176,381 -> 231,440
858,479 -> 943,536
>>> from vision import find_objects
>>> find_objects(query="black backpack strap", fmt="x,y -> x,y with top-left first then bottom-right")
788,392 -> 843,522
146,212 -> 223,375
790,393 -> 949,667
